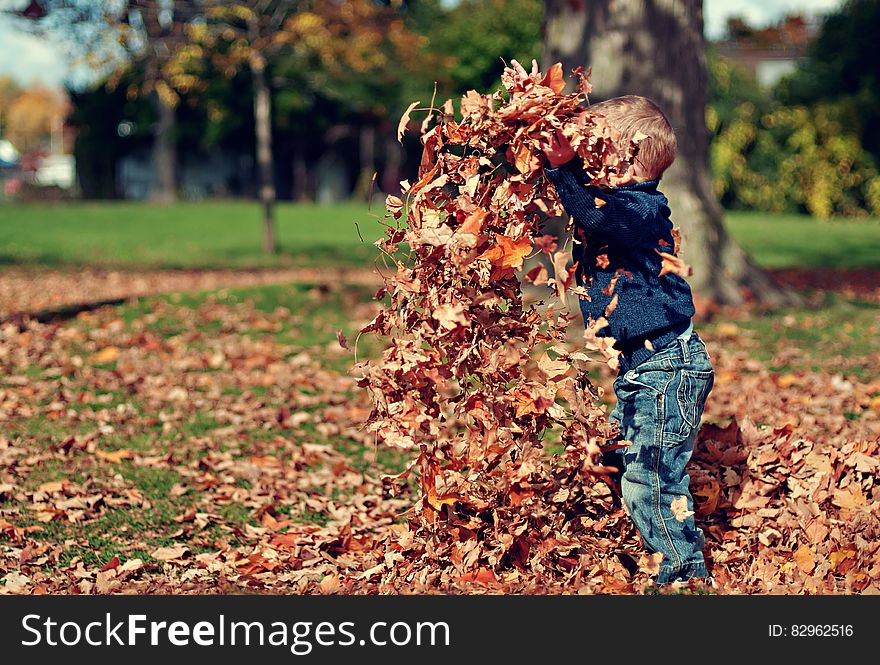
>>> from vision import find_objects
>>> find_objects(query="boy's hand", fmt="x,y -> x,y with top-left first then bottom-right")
539,128 -> 576,169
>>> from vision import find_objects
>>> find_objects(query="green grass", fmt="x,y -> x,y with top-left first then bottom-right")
0,200 -> 384,269
1,201 -> 878,270
702,291 -> 880,377
724,211 -> 880,269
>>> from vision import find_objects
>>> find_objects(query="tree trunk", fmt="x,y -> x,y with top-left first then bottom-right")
292,138 -> 310,202
250,40 -> 277,254
381,128 -> 403,196
353,123 -> 376,200
542,0 -> 793,305
150,92 -> 177,203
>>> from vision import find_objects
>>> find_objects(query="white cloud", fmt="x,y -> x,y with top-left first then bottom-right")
704,0 -> 845,38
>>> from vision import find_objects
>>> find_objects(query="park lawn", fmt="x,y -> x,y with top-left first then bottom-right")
725,211 -> 880,268
0,201 -> 386,269
2,204 -> 879,593
0,201 -> 879,270
1,281 -> 405,572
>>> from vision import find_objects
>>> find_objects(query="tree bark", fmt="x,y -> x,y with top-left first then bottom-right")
381,128 -> 404,196
292,138 -> 310,202
150,92 -> 177,203
353,123 -> 377,200
542,0 -> 793,305
249,37 -> 277,254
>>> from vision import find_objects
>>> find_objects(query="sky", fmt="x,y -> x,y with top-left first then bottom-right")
0,0 -> 849,91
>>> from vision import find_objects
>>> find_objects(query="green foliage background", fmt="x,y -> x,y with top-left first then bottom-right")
709,0 -> 880,218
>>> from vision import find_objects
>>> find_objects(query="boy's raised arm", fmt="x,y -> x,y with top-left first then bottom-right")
539,129 -> 661,245
544,161 -> 660,245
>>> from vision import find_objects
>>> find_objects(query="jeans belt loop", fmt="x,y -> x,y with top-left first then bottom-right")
680,335 -> 690,363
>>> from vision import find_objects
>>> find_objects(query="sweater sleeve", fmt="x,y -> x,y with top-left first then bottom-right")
545,161 -> 661,245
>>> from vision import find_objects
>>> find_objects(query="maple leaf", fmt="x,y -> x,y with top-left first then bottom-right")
478,235 -> 533,271
458,208 -> 488,236
551,251 -> 577,297
385,194 -> 404,215
433,302 -> 468,330
525,264 -> 549,286
540,62 -> 566,94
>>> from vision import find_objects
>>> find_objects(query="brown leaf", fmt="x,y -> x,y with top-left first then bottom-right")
656,250 -> 692,278
150,545 -> 189,562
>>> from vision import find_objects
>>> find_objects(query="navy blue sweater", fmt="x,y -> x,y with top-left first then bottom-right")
544,159 -> 695,374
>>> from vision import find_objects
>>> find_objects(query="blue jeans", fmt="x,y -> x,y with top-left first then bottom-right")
606,331 -> 715,584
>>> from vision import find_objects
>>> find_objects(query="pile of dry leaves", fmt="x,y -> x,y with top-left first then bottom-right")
357,62 -> 675,589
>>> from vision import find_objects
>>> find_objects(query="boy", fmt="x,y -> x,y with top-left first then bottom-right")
540,95 -> 715,585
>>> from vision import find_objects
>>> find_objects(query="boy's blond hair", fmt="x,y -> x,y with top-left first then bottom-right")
589,95 -> 676,180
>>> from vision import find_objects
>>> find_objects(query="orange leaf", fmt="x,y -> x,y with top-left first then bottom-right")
459,208 -> 488,236
793,545 -> 815,574
540,62 -> 566,94
457,568 -> 497,584
92,346 -> 120,363
478,235 -> 532,271
96,449 -> 132,464
656,249 -> 692,278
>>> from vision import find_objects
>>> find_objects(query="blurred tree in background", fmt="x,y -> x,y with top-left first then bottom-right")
709,0 -> 880,217
12,0 -> 203,202
0,76 -> 22,137
777,0 -> 880,160
3,85 -> 68,152
7,0 -> 879,226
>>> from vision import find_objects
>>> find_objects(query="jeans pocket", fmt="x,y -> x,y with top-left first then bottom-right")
617,368 -> 666,397
675,368 -> 714,434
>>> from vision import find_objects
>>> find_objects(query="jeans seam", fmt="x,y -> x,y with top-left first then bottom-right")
653,386 -> 683,572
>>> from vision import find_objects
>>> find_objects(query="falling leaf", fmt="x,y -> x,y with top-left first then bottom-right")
478,235 -> 533,271
397,100 -> 420,143
656,250 -> 692,278
670,496 -> 694,522
385,195 -> 404,214
540,62 -> 566,94
433,303 -> 468,330
336,329 -> 349,350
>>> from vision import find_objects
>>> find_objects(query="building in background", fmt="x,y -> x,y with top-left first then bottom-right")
714,15 -> 819,88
